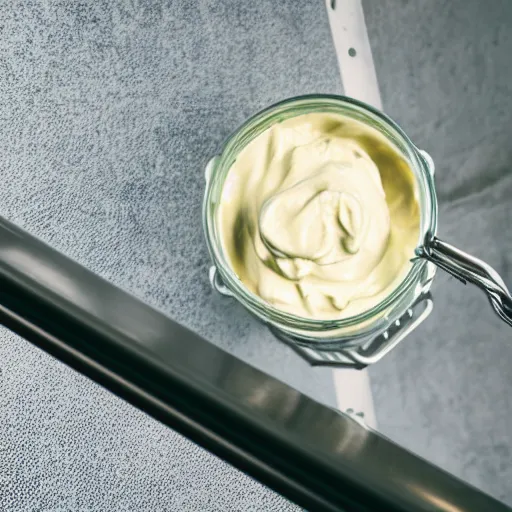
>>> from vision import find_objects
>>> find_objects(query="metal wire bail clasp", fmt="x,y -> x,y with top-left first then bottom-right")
415,233 -> 512,328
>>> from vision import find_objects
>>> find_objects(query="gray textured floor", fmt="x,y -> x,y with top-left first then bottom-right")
364,0 -> 512,505
1,0 -> 512,509
0,1 -> 339,510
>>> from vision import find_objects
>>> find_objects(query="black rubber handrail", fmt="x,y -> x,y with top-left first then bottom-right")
0,216 -> 508,512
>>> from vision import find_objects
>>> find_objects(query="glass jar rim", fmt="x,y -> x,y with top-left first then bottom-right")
203,94 -> 438,332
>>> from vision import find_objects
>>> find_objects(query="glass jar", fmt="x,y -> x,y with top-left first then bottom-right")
203,95 -> 510,368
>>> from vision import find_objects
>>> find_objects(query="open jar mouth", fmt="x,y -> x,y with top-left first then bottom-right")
203,94 -> 438,334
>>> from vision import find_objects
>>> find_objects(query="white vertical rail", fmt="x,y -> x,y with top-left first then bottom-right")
325,0 -> 381,428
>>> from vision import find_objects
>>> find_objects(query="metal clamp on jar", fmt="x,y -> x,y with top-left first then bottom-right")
203,95 -> 511,369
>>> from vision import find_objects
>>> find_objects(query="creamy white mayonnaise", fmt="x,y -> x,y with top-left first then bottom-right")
218,113 -> 420,320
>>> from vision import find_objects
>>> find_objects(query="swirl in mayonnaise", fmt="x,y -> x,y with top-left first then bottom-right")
218,113 -> 420,320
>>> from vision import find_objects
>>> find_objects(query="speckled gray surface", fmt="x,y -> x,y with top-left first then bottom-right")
364,0 -> 512,505
3,0 -> 512,508
0,1 -> 340,509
